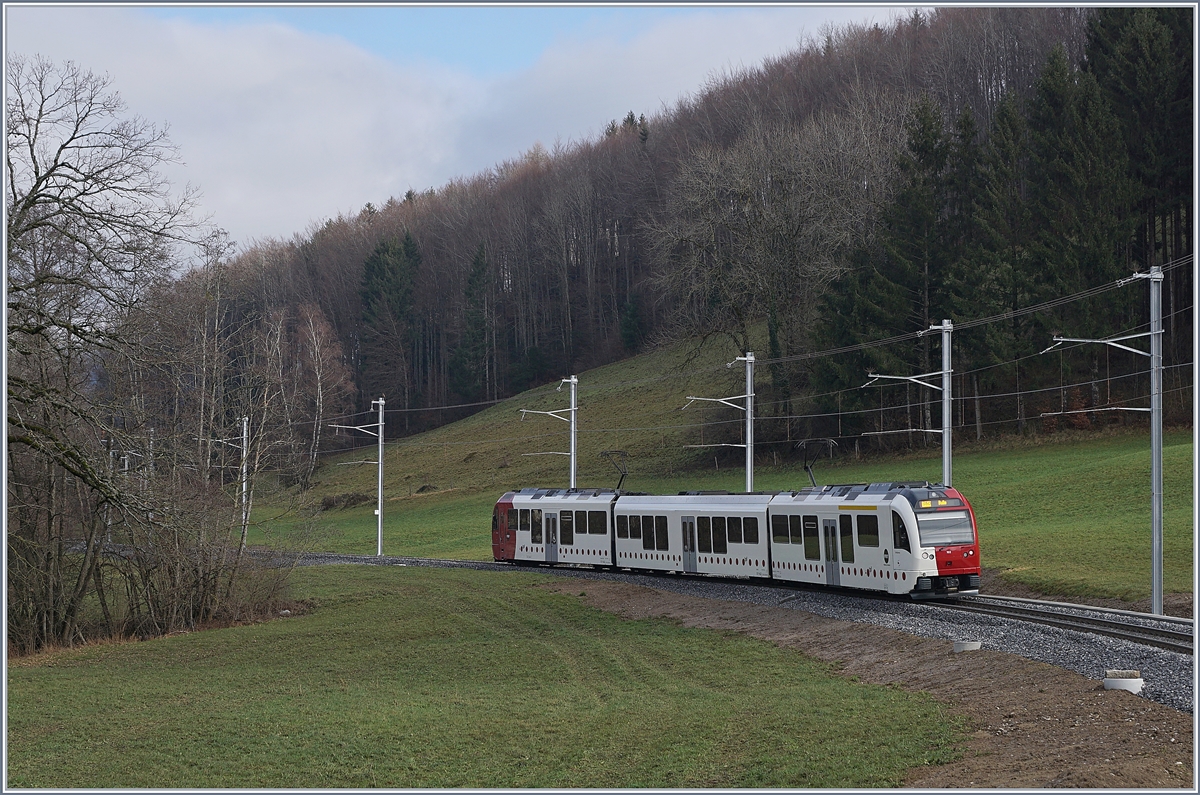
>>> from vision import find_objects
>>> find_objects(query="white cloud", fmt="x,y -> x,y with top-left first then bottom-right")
5,5 -> 891,248
7,6 -> 485,245
457,7 -> 890,174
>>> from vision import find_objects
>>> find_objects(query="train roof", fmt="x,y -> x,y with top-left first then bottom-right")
616,492 -> 775,507
499,482 -> 963,509
770,482 -> 966,510
504,487 -> 618,503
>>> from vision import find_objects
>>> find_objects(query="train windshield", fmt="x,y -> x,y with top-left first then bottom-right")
915,510 -> 975,546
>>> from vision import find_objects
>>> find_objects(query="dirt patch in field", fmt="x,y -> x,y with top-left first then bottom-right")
545,579 -> 1194,789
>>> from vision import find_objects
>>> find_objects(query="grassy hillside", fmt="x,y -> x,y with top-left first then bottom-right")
252,339 -> 1194,602
7,566 -> 959,788
314,337 -> 752,497
249,337 -> 751,547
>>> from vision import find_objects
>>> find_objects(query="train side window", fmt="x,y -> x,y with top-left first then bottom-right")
789,515 -> 804,545
712,517 -> 728,555
507,509 -> 517,531
561,510 -> 574,545
629,515 -> 642,539
744,517 -> 760,544
655,516 -> 668,550
857,514 -> 879,547
642,516 -> 655,550
520,509 -> 530,534
727,516 -> 742,544
772,515 -> 790,544
616,515 -> 628,539
531,509 -> 543,544
892,511 -> 911,552
698,516 -> 713,553
589,510 -> 607,535
839,514 -> 855,564
802,515 -> 820,560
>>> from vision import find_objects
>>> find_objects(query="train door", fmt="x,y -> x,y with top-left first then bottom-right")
823,518 -> 840,586
545,513 -> 558,563
681,516 -> 697,573
890,509 -> 912,588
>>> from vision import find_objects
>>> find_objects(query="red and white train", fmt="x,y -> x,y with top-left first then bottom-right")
492,482 -> 980,597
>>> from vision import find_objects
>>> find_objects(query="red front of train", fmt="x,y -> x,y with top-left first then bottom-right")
905,485 -> 981,596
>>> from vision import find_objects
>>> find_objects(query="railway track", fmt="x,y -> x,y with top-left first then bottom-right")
938,594 -> 1194,656
291,551 -> 1194,656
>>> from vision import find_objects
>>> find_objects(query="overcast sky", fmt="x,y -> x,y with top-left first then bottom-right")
5,4 -> 904,249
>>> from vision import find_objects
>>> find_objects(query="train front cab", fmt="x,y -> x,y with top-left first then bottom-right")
898,485 -> 981,598
765,482 -> 979,597
768,486 -> 917,594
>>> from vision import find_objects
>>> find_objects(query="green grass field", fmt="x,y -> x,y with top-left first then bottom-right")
7,565 -> 960,788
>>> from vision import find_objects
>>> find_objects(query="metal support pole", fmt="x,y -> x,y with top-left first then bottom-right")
744,352 -> 755,493
376,397 -> 385,557
106,445 -> 114,543
240,416 -> 249,548
1039,266 -> 1166,614
683,355 -> 755,491
862,325 -> 951,485
1150,266 -> 1163,615
567,376 -> 578,489
941,320 -> 953,488
329,399 -> 387,556
147,427 -> 155,523
518,377 -> 578,489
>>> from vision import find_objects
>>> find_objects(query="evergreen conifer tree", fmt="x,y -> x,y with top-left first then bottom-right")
359,232 -> 421,415
450,244 -> 491,402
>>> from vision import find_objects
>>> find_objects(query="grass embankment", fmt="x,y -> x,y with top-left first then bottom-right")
7,565 -> 959,788
254,329 -> 1192,601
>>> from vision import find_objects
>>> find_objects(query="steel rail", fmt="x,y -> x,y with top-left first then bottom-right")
933,596 -> 1193,656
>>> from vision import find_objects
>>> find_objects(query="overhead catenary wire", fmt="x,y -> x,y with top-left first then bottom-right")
300,379 -> 1193,467
306,270 -> 1193,435
307,258 -> 1190,458
755,254 -> 1192,367
319,375 -> 1191,457
314,358 -> 1190,456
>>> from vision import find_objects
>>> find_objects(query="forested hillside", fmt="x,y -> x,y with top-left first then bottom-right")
6,7 -> 1192,651
176,8 -> 1188,438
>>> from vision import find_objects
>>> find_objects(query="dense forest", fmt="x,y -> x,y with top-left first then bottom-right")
6,7 -> 1193,651
192,7 -> 1190,438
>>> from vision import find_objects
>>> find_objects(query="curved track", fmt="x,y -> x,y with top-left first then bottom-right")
936,594 -> 1194,656
293,552 -> 1194,655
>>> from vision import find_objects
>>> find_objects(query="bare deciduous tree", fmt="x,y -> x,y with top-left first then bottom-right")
6,56 -> 309,653
6,56 -> 205,651
648,85 -> 908,358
